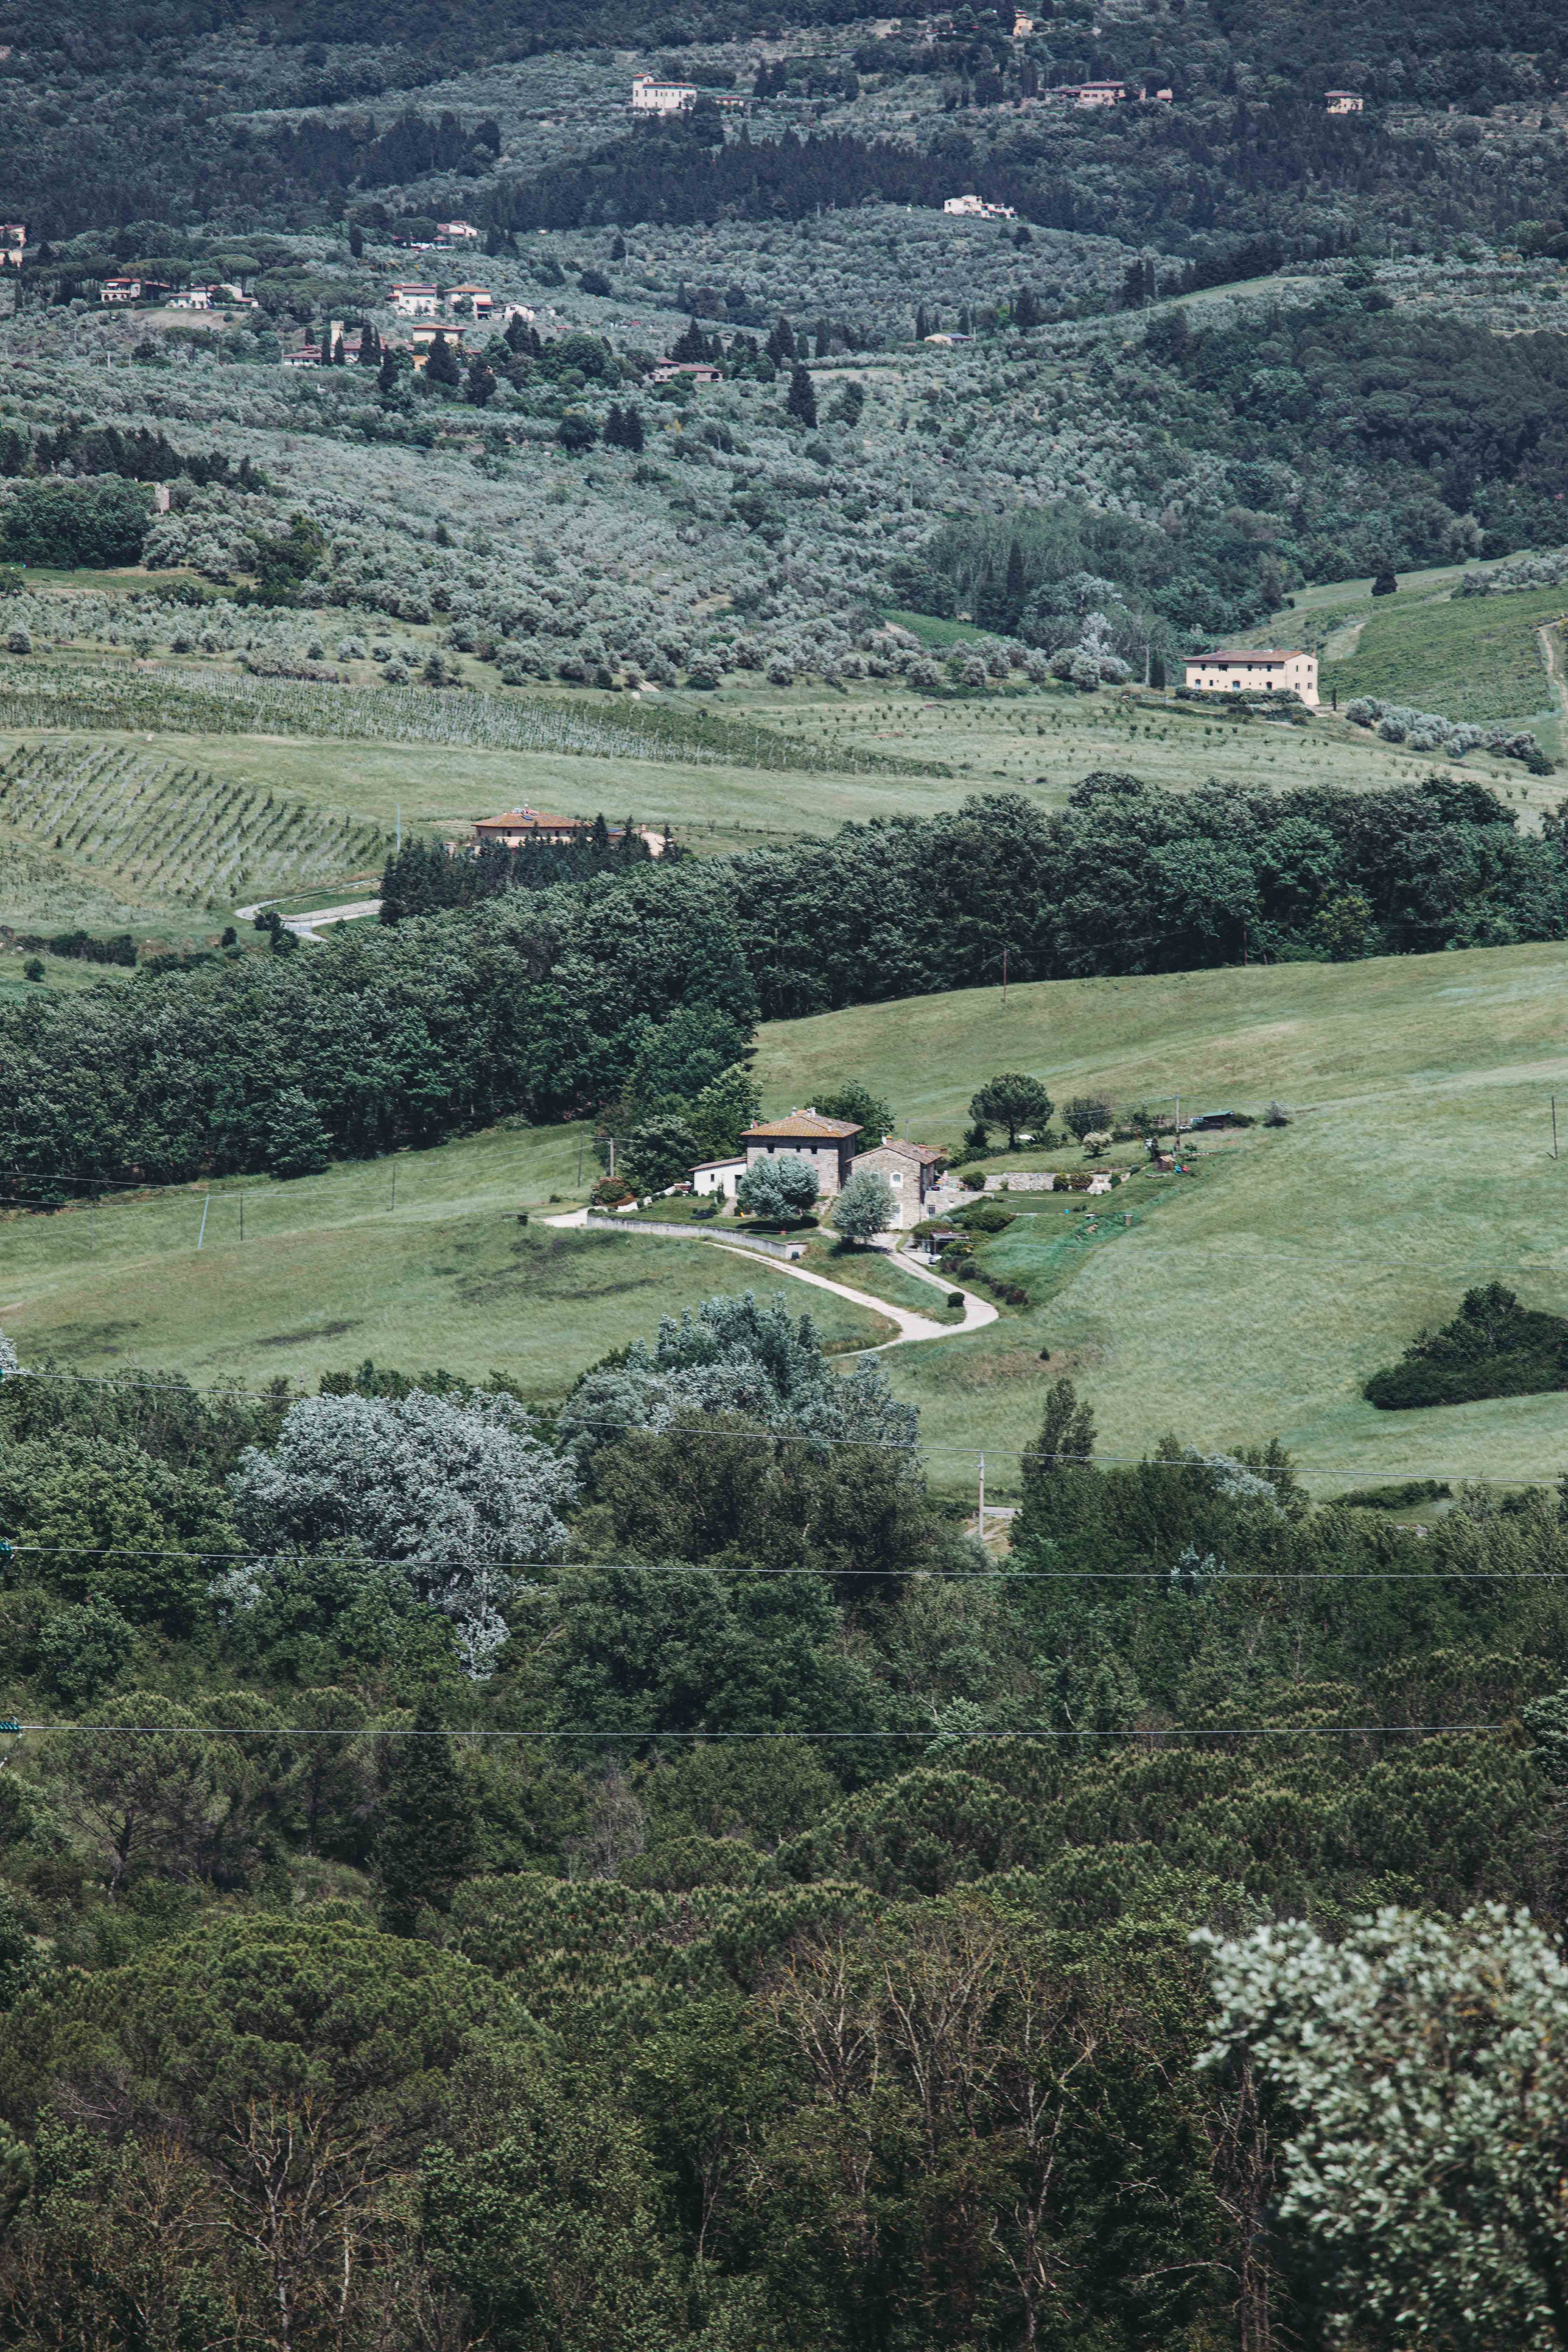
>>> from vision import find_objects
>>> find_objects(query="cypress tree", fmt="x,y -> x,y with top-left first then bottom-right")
786,364 -> 817,428
424,331 -> 462,389
374,1704 -> 475,1934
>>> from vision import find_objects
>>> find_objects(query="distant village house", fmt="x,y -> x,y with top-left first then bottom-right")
1325,90 -> 1364,112
943,194 -> 1017,219
1184,649 -> 1320,705
436,219 -> 481,241
390,283 -> 441,317
1073,80 -> 1126,106
651,359 -> 722,383
631,74 -> 698,113
99,276 -> 141,303
0,224 -> 24,270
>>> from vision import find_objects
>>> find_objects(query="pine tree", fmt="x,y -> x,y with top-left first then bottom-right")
611,231 -> 627,259
624,405 -> 645,453
766,313 -> 796,368
349,223 -> 364,259
374,1704 -> 476,1934
505,310 -> 530,354
916,303 -> 930,341
814,316 -> 831,357
786,364 -> 818,428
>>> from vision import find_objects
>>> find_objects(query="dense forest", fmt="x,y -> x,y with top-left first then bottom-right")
0,1311 -> 1565,2347
0,774 -> 1560,1189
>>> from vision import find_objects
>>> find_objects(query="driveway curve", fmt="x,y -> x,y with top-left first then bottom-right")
541,1208 -> 997,1352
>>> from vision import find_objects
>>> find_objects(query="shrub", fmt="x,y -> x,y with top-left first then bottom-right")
592,1175 -> 635,1207
6,626 -> 30,655
1364,1283 -> 1568,1408
1264,1100 -> 1292,1127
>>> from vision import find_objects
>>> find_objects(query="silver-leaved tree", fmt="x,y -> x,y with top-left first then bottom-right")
1198,1902 -> 1568,2349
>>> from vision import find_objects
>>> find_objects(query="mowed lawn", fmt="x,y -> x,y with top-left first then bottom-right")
751,943 -> 1568,1496
0,1122 -> 892,1398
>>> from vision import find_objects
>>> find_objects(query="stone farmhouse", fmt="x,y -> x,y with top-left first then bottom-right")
854,1139 -> 948,1228
740,1110 -> 861,1200
472,807 -> 593,848
1184,649 -> 1320,705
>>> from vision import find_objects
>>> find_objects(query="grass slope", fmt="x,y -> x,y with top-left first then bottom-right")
0,1125 -> 893,1395
1323,582 -> 1566,726
751,943 -> 1568,1495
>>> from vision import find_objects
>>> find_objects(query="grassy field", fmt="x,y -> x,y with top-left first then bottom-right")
0,1125 -> 893,1397
750,942 -> 1568,1497
1322,582 -> 1566,728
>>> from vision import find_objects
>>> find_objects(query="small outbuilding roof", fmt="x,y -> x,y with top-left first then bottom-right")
863,1138 -> 945,1165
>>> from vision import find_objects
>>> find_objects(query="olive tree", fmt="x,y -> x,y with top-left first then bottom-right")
229,1390 -> 575,1675
1199,1903 -> 1568,2350
737,1155 -> 819,1223
830,1167 -> 895,1245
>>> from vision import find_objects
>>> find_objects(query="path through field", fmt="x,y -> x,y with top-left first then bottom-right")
543,1208 -> 997,1351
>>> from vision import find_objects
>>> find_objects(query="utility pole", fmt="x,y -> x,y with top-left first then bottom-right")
391,1162 -> 397,1211
577,1133 -> 584,1185
1554,1096 -> 1559,1160
196,1190 -> 210,1251
977,1452 -> 985,1545
1002,946 -> 1009,1006
239,1188 -> 245,1240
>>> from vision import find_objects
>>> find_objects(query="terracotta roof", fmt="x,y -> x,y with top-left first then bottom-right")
742,1111 -> 862,1141
475,808 -> 584,830
863,1138 -> 945,1165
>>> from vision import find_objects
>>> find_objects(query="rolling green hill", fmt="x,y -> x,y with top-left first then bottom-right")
750,941 -> 1568,1496
1323,582 -> 1566,726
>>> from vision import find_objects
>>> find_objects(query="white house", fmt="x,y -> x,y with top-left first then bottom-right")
445,282 -> 493,318
1325,90 -> 1364,113
631,74 -> 697,113
389,282 -> 440,317
100,276 -> 141,303
1074,80 -> 1126,106
692,1156 -> 745,1199
168,288 -> 212,309
1184,649 -> 1320,706
437,218 -> 481,241
943,194 -> 1016,219
0,224 -> 24,270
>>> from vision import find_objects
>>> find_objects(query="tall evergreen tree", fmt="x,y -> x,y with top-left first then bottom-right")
424,331 -> 462,390
374,1704 -> 476,1933
786,364 -> 818,428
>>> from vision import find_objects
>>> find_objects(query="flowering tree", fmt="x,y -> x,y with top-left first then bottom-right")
1198,1903 -> 1568,2349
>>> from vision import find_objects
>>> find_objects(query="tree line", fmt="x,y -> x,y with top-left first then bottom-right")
0,773 -> 1561,1186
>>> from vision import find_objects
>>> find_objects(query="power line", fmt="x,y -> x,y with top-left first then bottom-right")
2,1721 -> 1509,1744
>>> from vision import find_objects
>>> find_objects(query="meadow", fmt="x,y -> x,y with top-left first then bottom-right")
6,938 -> 1568,1496
0,652 -> 1544,930
0,1121 -> 894,1398
750,940 -> 1568,1498
1321,580 -> 1567,735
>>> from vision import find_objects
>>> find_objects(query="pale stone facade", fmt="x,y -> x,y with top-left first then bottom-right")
1184,649 -> 1319,706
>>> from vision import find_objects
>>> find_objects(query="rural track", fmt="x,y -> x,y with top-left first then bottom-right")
1538,622 -> 1568,738
236,897 -> 382,939
542,1209 -> 997,1351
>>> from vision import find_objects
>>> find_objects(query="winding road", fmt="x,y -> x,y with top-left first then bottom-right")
543,1207 -> 996,1352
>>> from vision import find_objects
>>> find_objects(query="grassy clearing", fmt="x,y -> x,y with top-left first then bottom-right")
750,943 -> 1568,1496
1322,582 -> 1567,723
0,1123 -> 891,1395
